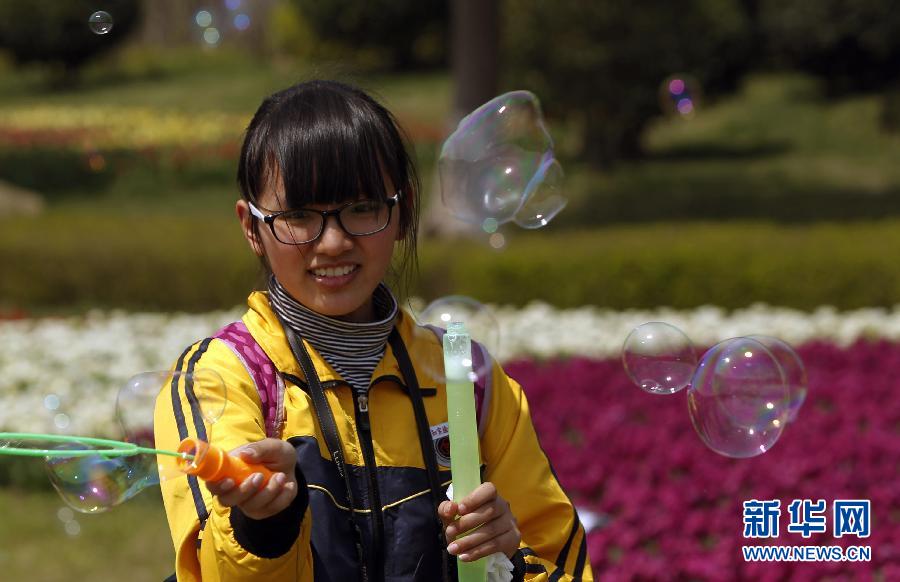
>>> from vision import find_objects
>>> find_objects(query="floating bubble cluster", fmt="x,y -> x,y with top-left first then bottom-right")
660,74 -> 700,118
621,323 -> 806,458
439,91 -> 567,233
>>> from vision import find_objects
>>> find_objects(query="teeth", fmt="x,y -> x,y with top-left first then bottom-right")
313,265 -> 355,277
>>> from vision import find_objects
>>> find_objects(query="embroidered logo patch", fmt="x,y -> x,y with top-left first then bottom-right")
430,422 -> 451,467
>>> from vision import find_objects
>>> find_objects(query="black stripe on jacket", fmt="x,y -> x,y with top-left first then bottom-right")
170,339 -> 213,530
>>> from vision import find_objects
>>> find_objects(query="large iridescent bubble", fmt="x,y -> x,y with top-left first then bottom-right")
687,337 -> 790,459
747,335 -> 808,422
42,369 -> 227,513
439,91 -> 567,231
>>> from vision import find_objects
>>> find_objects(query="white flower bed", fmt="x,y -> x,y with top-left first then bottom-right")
3,302 -> 900,437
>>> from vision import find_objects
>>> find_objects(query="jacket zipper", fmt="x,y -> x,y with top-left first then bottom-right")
353,387 -> 385,582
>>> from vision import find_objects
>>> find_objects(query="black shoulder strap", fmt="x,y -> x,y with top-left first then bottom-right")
388,329 -> 450,582
279,318 -> 368,582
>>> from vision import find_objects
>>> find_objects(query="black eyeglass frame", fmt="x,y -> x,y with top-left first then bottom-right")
247,192 -> 401,245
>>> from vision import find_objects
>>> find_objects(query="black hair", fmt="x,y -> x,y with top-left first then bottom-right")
237,79 -> 420,292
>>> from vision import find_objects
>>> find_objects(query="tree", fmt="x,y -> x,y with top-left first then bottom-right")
290,0 -> 448,70
757,0 -> 900,94
0,0 -> 140,80
503,0 -> 752,166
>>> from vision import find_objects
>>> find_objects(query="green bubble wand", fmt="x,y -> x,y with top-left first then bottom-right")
443,321 -> 487,582
0,432 -> 188,459
0,369 -> 273,513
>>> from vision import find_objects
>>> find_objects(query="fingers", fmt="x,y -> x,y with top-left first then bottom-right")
457,482 -> 498,515
442,482 -> 521,561
235,439 -> 296,474
438,500 -> 459,528
206,471 -> 298,520
445,496 -> 509,541
448,521 -> 520,562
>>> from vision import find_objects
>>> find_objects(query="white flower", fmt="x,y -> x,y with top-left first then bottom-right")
3,302 -> 900,437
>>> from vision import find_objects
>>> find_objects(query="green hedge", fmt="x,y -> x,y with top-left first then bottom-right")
0,212 -> 259,312
418,223 -> 900,310
2,213 -> 900,312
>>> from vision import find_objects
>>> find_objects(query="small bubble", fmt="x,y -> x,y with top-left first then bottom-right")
195,10 -> 213,28
203,27 -> 221,45
482,218 -> 499,233
233,13 -> 250,30
88,11 -> 113,35
64,520 -> 81,536
54,413 -> 71,430
57,507 -> 74,523
225,0 -> 242,10
87,152 -> 106,172
668,78 -> 685,95
489,233 -> 505,249
44,394 -> 60,411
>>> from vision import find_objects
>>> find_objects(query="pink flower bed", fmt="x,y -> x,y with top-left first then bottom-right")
508,339 -> 900,580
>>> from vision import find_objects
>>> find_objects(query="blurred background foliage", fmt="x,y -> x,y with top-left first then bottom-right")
2,0 -> 900,315
2,4 -> 900,577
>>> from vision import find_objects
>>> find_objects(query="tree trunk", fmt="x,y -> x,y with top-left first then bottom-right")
424,0 -> 501,238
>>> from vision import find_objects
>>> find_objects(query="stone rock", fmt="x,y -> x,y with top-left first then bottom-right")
0,180 -> 44,217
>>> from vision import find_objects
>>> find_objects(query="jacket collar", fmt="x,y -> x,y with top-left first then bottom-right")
242,291 -> 444,390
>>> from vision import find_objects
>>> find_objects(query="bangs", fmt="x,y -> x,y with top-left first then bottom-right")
245,83 -> 408,209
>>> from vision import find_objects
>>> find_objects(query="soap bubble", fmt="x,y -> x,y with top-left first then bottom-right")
195,10 -> 213,28
45,446 -> 152,513
42,369 -> 228,513
688,337 -> 790,458
747,335 -> 807,422
660,74 -> 701,118
88,11 -> 113,35
439,91 -> 566,229
415,296 -> 500,384
622,322 -> 697,394
203,27 -> 221,45
513,153 -> 565,229
117,368 -> 227,448
233,13 -> 250,30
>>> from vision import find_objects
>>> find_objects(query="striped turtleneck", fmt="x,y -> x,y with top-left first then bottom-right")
267,277 -> 399,392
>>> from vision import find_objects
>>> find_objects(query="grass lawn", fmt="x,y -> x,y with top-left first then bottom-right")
557,73 -> 900,225
0,487 -> 174,581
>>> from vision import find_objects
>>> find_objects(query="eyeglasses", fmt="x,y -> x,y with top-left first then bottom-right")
248,193 -> 400,245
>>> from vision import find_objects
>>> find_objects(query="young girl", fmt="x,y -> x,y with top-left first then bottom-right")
155,80 -> 592,582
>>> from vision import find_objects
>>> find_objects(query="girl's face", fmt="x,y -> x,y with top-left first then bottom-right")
237,171 -> 401,323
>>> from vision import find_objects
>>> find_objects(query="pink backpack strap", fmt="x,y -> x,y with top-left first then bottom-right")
425,325 -> 493,437
213,321 -> 284,438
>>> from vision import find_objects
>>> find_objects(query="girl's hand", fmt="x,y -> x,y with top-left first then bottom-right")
438,481 -> 521,561
205,438 -> 298,520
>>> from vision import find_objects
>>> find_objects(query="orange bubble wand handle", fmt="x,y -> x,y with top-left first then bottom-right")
176,438 -> 273,487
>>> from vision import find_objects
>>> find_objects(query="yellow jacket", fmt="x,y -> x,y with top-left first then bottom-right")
155,291 -> 592,581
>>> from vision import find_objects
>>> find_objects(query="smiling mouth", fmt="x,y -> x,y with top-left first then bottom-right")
310,264 -> 359,278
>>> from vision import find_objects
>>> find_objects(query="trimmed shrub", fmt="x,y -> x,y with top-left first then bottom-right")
3,215 -> 900,312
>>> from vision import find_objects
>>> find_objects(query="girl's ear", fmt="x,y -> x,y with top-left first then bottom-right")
236,199 -> 265,257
